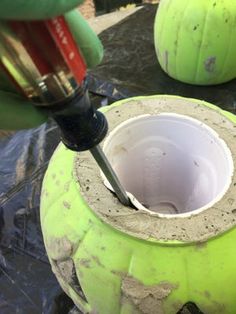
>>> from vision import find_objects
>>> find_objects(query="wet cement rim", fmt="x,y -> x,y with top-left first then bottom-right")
74,96 -> 236,243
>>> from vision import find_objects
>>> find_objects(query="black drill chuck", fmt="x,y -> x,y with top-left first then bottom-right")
50,87 -> 108,152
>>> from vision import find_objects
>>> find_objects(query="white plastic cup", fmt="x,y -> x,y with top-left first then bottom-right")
102,113 -> 234,217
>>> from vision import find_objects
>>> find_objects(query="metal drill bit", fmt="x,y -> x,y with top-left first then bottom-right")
90,145 -> 130,206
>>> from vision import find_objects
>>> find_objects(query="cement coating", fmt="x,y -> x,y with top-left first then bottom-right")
75,96 -> 236,242
121,276 -> 176,314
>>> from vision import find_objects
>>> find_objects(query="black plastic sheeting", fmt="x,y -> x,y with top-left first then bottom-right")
1,4 -> 236,314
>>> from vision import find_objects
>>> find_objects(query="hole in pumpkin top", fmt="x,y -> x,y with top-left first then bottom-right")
102,113 -> 233,217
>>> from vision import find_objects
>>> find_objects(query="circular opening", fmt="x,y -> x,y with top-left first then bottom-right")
103,113 -> 234,216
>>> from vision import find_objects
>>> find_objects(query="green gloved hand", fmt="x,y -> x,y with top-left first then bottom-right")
0,1 -> 103,130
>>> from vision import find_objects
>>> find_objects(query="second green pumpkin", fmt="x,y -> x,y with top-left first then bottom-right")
154,0 -> 236,85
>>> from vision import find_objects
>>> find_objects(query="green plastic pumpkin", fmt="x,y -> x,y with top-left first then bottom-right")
41,95 -> 236,314
154,0 -> 236,85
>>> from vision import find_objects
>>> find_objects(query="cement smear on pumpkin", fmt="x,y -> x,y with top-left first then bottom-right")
121,276 -> 177,314
75,96 -> 236,242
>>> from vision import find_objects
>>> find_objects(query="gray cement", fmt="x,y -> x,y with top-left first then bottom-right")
75,96 -> 236,242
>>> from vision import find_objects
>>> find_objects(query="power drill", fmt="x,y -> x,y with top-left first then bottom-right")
0,16 -> 130,206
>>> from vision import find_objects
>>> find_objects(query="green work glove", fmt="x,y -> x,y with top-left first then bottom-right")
0,1 -> 103,130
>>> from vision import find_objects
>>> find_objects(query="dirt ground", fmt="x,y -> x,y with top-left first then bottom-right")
88,6 -> 142,34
